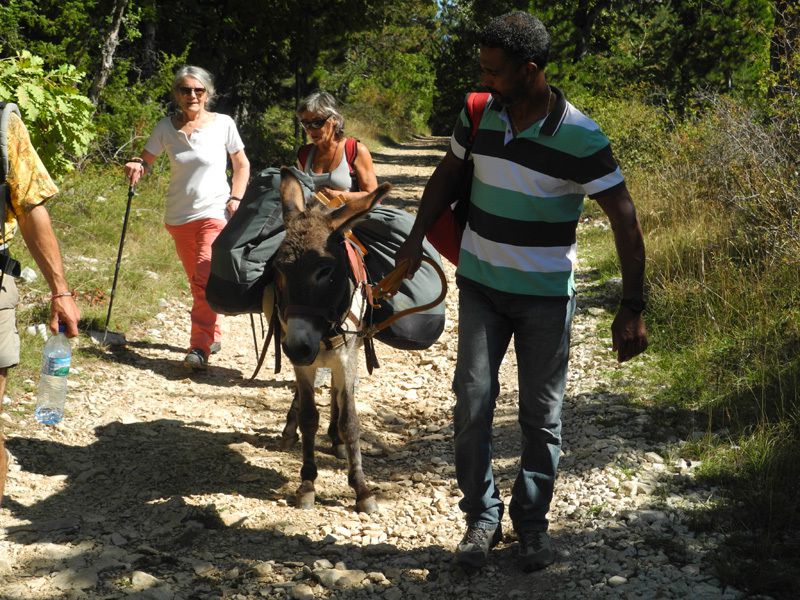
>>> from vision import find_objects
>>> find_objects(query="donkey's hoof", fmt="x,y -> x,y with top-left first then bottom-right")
356,496 -> 379,514
280,433 -> 299,450
297,492 -> 315,509
296,481 -> 316,509
332,443 -> 347,460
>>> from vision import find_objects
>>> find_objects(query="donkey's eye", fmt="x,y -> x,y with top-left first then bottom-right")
315,266 -> 334,282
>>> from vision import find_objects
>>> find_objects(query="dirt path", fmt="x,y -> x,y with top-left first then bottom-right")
0,138 -> 737,600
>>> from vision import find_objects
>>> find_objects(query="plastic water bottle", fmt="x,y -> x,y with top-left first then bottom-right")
34,324 -> 71,425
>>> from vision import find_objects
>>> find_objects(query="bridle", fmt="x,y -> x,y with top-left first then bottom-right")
249,209 -> 447,380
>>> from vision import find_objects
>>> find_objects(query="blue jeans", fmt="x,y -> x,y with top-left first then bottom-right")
453,280 -> 575,533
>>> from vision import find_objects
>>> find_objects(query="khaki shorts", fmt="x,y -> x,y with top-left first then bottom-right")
0,275 -> 20,369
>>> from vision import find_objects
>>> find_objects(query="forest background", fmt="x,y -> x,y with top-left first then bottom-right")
1,0 -> 799,597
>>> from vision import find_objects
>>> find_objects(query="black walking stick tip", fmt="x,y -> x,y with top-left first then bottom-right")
92,182 -> 136,347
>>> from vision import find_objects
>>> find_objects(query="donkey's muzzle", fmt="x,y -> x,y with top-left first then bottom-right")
283,317 -> 323,365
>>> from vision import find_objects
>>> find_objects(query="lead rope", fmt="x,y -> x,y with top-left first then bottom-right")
361,256 -> 448,339
249,298 -> 281,381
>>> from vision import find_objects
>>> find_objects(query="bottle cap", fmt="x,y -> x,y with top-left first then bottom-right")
58,323 -> 66,333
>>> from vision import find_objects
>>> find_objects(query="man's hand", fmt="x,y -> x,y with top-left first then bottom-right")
395,234 -> 425,280
50,295 -> 80,338
611,307 -> 648,362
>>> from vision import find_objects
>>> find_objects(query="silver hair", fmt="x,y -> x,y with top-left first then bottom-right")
297,91 -> 345,136
173,65 -> 216,107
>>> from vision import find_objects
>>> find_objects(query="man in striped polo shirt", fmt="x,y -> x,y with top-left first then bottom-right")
397,11 -> 648,572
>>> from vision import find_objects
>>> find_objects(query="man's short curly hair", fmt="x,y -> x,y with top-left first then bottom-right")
478,11 -> 551,69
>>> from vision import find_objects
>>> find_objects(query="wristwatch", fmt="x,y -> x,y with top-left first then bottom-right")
620,297 -> 646,313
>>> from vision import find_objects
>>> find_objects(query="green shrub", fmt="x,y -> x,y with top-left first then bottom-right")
0,51 -> 94,177
569,87 -> 669,171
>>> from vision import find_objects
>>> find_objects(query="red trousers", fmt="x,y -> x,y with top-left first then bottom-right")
165,218 -> 225,356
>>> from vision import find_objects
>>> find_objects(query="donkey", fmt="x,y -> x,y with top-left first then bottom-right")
272,168 -> 391,513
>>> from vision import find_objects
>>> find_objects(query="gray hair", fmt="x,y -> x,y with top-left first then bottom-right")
297,91 -> 345,137
172,65 -> 216,107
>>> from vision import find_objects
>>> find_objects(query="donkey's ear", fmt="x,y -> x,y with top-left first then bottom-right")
329,182 -> 392,233
279,167 -> 306,220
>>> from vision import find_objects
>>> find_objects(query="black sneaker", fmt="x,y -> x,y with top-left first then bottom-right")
455,523 -> 502,570
209,341 -> 221,355
184,348 -> 208,371
518,529 -> 554,572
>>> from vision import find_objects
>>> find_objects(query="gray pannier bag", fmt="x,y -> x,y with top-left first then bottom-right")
353,206 -> 445,350
206,166 -> 315,315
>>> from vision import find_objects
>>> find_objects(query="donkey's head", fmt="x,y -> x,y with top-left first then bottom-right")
273,168 -> 391,365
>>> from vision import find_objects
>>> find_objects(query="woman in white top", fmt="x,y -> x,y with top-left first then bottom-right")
124,65 -> 250,371
295,91 -> 378,199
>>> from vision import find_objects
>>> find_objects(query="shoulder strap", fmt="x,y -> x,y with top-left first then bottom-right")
465,92 -> 491,144
344,137 -> 358,174
1,102 -> 21,182
297,143 -> 313,170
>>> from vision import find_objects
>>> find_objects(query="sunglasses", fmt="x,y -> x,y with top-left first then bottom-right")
178,86 -> 206,96
299,115 -> 330,130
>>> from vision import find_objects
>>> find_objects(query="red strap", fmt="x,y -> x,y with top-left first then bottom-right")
344,137 -> 358,174
466,92 -> 491,143
344,238 -> 368,285
297,144 -> 312,169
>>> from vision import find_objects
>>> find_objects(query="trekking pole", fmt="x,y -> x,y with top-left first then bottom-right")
102,183 -> 135,343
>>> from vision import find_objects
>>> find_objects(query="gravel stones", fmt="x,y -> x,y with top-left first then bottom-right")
0,137 -> 737,600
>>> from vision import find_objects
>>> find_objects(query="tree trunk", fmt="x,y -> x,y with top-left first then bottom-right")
88,0 -> 130,104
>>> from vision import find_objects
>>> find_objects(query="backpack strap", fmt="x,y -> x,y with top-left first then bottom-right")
0,102 -> 22,288
1,102 -> 20,184
297,143 -> 313,170
465,92 -> 491,147
344,137 -> 358,175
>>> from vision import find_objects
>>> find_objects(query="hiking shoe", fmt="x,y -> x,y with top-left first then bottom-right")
209,341 -> 221,355
184,348 -> 208,371
518,529 -> 554,572
455,523 -> 502,571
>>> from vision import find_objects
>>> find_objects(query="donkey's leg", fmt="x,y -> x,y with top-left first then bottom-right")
327,388 -> 346,459
335,372 -> 378,513
280,387 -> 300,450
294,370 -> 319,509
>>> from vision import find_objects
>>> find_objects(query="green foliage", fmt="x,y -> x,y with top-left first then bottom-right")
92,52 -> 186,160
345,51 -> 436,138
250,104 -> 298,169
568,87 -> 667,170
0,51 -> 95,177
432,0 -> 775,130
584,88 -> 798,598
0,0 -> 105,73
317,0 -> 438,139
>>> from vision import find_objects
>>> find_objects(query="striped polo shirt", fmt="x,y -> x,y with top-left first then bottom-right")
450,87 -> 624,296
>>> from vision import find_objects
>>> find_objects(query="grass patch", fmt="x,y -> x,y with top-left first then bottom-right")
580,90 -> 800,597
8,162 -> 188,393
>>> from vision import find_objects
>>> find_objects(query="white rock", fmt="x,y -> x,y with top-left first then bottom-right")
645,451 -> 665,464
131,570 -> 162,590
291,583 -> 315,599
19,267 -> 37,282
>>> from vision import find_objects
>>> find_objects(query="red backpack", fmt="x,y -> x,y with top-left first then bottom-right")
297,137 -> 360,191
426,92 -> 491,265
